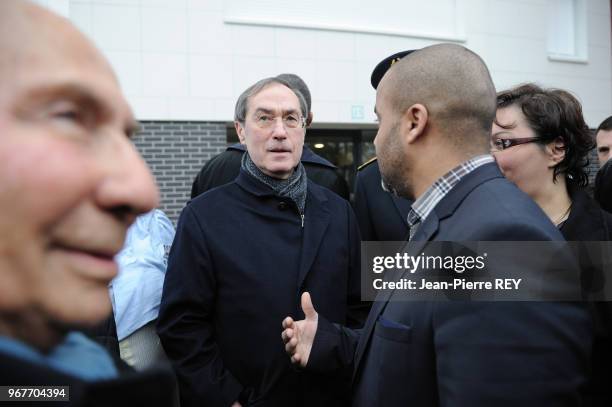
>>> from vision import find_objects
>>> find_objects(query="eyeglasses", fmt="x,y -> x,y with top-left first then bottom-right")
252,113 -> 306,130
491,137 -> 540,151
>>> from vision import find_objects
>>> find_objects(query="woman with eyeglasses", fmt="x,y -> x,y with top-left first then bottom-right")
492,83 -> 611,234
492,83 -> 612,406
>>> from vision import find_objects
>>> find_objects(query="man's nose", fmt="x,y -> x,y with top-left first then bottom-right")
95,134 -> 160,224
271,117 -> 289,138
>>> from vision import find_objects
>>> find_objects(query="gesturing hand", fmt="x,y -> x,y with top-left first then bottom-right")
281,292 -> 318,367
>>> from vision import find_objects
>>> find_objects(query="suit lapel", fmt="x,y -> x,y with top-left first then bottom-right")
352,164 -> 503,383
352,213 -> 439,382
297,183 -> 330,290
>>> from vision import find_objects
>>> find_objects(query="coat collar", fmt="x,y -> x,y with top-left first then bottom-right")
235,169 -> 276,197
235,169 -> 331,289
235,168 -> 329,204
431,163 -> 503,221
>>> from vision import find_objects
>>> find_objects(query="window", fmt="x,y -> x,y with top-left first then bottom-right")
225,0 -> 466,42
547,0 -> 588,63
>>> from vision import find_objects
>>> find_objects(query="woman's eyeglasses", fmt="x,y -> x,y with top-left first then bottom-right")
491,137 -> 540,151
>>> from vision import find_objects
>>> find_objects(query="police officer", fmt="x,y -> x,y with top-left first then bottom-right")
352,50 -> 416,241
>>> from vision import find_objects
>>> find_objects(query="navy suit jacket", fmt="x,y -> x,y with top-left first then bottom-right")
308,163 -> 591,407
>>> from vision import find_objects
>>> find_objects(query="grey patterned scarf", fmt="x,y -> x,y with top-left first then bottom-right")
241,152 -> 308,214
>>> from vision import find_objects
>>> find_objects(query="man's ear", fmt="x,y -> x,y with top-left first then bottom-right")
235,121 -> 246,144
546,136 -> 566,167
306,112 -> 313,127
400,104 -> 428,144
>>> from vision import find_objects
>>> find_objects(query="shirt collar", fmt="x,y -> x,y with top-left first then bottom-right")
407,154 -> 495,227
0,332 -> 118,381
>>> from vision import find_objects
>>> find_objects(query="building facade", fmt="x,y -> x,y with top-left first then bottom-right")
36,0 -> 612,222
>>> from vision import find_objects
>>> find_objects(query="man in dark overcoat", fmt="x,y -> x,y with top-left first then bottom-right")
157,76 -> 366,407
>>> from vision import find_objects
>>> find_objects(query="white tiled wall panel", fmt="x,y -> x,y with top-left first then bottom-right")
103,51 -> 142,95
64,0 -> 611,127
141,7 -> 187,52
141,52 -> 189,97
188,11 -> 231,55
92,3 -> 140,51
69,3 -> 93,38
190,54 -> 233,99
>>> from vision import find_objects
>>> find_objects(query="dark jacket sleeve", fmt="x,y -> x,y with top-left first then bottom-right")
304,164 -> 350,201
190,151 -> 243,199
157,205 -> 243,407
595,159 -> 612,213
307,316 -> 361,382
331,171 -> 350,201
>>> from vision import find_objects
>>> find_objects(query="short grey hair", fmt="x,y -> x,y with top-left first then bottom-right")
234,77 -> 308,123
276,73 -> 311,113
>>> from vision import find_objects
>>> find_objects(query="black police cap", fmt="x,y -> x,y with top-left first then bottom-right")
370,50 -> 416,89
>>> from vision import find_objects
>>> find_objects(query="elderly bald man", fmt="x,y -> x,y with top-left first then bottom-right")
0,1 -> 174,405
282,44 -> 590,406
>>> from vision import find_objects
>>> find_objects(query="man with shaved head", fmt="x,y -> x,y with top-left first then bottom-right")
0,1 -> 174,405
282,44 -> 590,406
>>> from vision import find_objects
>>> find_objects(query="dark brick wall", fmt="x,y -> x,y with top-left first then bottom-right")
132,121 -> 602,224
133,121 -> 228,224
